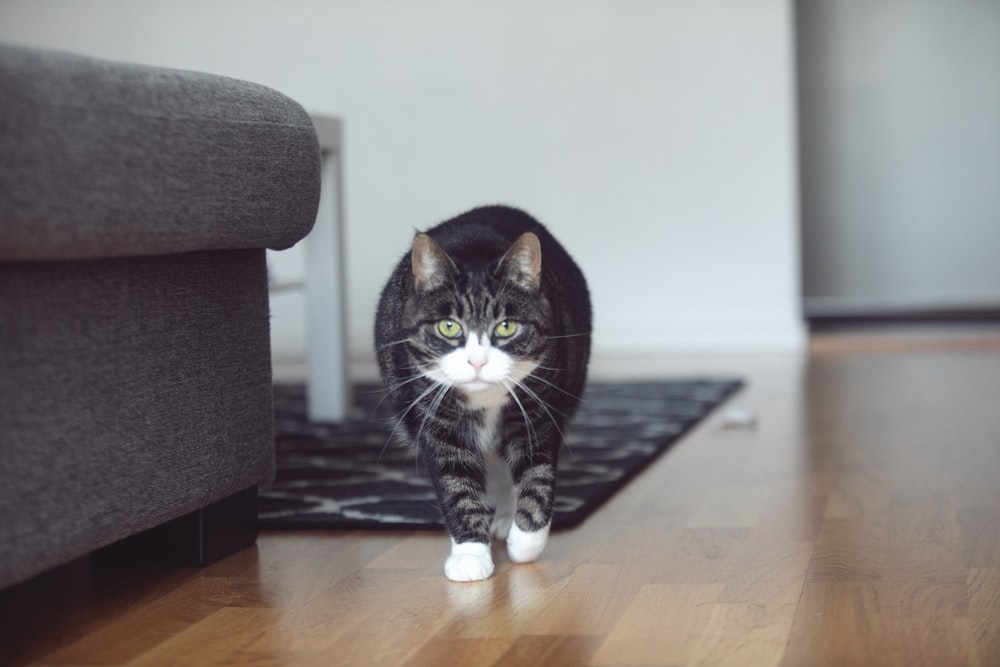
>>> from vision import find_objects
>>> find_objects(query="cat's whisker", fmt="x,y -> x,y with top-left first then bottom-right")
369,369 -> 427,418
416,381 -> 450,447
516,378 -> 570,419
524,371 -> 588,405
501,379 -> 540,464
513,378 -> 572,454
382,371 -> 428,395
375,338 -> 412,352
413,381 -> 451,476
379,377 -> 441,462
544,331 -> 592,340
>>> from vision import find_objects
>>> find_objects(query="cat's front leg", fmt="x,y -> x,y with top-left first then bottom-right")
424,441 -> 495,581
506,461 -> 556,563
445,540 -> 494,582
507,520 -> 551,563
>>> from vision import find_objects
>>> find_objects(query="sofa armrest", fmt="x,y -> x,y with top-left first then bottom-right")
0,44 -> 320,261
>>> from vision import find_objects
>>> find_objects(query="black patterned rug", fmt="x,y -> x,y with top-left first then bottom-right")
258,379 -> 743,531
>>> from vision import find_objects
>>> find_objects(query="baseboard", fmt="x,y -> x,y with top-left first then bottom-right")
806,306 -> 1000,331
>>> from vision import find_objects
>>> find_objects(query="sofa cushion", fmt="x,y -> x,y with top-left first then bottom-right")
0,44 -> 320,261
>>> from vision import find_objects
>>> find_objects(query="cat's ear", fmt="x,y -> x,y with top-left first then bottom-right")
499,232 -> 542,289
411,233 -> 454,290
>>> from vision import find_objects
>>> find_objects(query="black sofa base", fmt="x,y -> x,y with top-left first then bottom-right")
137,485 -> 260,567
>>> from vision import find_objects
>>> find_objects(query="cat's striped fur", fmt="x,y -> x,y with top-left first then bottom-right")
375,206 -> 591,581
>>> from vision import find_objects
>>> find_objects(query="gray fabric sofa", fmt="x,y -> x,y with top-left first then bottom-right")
0,44 -> 320,589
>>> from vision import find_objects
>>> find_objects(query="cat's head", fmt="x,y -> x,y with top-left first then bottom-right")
403,231 -> 551,402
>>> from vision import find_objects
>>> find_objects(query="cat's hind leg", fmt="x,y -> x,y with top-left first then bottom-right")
486,452 -> 516,540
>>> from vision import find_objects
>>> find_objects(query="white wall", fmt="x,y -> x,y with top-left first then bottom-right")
0,0 -> 804,370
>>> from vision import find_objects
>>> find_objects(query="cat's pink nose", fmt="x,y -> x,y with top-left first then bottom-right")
468,358 -> 487,373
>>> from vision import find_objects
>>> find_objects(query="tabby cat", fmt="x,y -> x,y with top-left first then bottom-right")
375,205 -> 591,581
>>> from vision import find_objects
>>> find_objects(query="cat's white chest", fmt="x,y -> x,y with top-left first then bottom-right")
474,404 -> 503,453
461,382 -> 511,412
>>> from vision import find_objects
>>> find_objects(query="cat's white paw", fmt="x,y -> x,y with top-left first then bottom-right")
445,541 -> 494,582
506,520 -> 551,563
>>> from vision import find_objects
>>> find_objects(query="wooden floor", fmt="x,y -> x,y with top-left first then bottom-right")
3,348 -> 1000,666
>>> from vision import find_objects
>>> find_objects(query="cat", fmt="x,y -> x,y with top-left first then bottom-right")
374,205 -> 591,582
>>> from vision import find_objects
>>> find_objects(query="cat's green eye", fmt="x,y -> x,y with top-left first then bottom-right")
494,320 -> 518,338
437,319 -> 463,339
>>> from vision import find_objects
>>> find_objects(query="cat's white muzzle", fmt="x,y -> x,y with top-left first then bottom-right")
438,333 -> 511,388
429,332 -> 538,401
